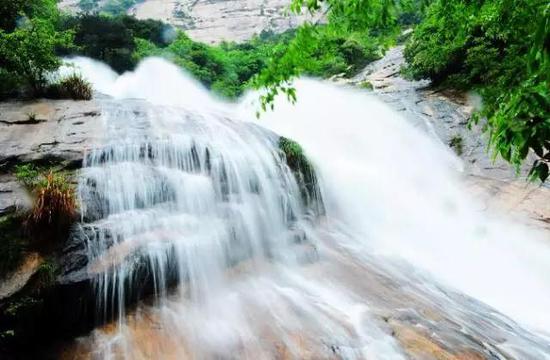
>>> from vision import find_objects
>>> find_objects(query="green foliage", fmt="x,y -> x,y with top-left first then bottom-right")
13,165 -> 76,245
58,14 -> 170,73
14,164 -> 41,188
280,137 -> 306,164
404,0 -> 550,182
56,9 -> 394,100
0,0 -> 72,98
254,0 -> 403,111
46,73 -> 93,100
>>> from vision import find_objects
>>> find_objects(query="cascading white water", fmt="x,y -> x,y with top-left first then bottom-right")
241,80 -> 550,333
65,57 -> 550,359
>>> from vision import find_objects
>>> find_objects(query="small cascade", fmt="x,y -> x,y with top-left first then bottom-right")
76,101 -> 323,323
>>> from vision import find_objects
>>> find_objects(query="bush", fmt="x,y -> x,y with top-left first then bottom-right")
46,74 -> 93,100
0,0 -> 73,98
14,164 -> 41,188
27,172 -> 76,244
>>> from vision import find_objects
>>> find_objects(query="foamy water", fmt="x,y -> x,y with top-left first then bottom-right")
62,57 -> 550,358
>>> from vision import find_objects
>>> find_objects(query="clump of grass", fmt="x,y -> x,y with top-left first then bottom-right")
27,172 -> 76,244
449,135 -> 464,156
46,73 -> 93,101
26,112 -> 37,122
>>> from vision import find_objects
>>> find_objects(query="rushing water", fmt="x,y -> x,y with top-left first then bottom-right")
63,57 -> 550,359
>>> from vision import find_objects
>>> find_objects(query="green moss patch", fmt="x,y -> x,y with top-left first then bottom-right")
278,137 -> 324,214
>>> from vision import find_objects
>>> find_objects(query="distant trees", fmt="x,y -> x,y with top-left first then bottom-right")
58,14 -> 168,73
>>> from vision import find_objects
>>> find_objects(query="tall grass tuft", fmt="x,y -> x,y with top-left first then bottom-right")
46,74 -> 93,101
27,172 -> 76,244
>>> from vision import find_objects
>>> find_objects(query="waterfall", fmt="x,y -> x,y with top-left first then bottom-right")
78,99 -> 323,314
63,57 -> 550,359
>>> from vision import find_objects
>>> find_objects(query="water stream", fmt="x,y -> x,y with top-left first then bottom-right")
61,57 -> 550,359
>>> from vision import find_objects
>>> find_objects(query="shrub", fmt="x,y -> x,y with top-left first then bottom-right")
46,74 -> 93,100
27,172 -> 76,244
14,164 -> 41,188
0,0 -> 73,98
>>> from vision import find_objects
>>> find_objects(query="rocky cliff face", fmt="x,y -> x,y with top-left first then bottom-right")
59,0 -> 322,43
133,0 -> 322,43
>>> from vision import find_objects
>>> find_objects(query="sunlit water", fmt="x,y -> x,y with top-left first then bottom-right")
63,57 -> 550,359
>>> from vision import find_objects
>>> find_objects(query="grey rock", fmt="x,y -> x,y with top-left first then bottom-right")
0,99 -> 104,170
0,175 -> 31,215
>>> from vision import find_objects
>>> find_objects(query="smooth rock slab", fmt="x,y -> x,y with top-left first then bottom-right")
0,99 -> 104,170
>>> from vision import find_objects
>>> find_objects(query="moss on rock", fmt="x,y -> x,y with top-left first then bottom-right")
278,137 -> 324,215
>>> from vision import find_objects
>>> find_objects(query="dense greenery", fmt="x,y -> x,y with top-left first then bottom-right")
58,14 -> 169,73
0,0 -> 72,97
404,0 -> 550,181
